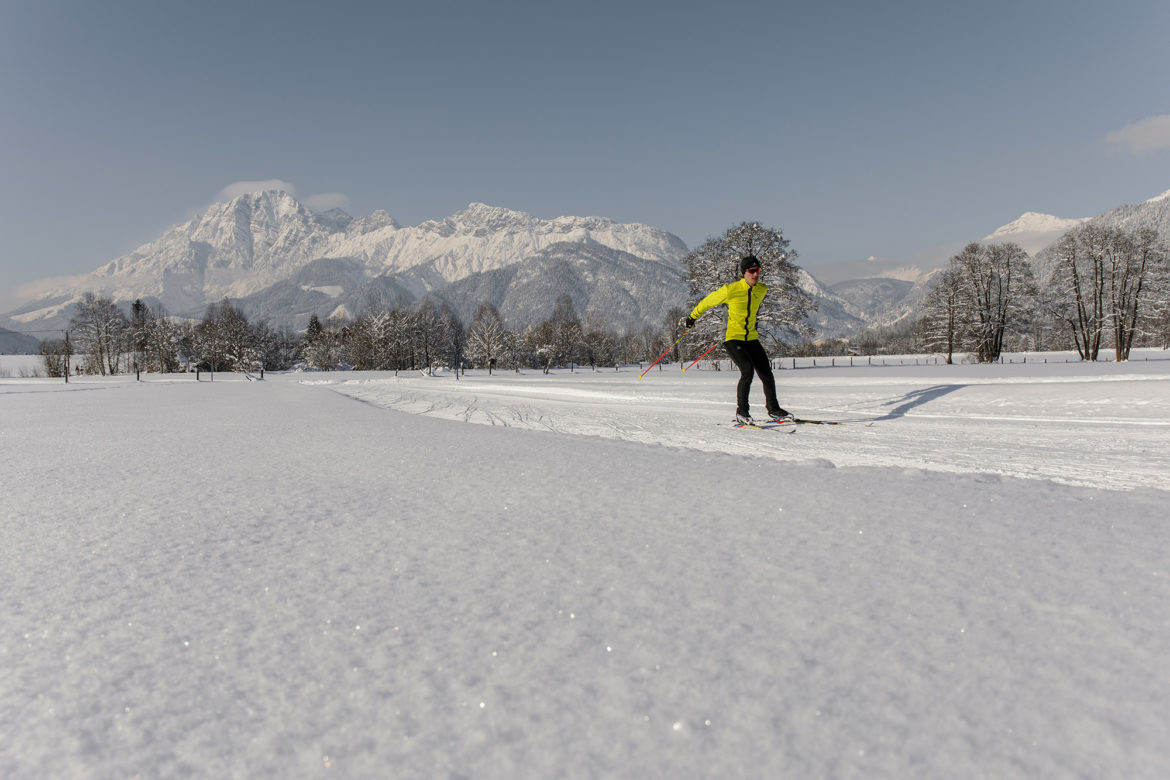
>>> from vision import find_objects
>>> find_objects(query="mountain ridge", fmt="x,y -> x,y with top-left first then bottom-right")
4,187 -> 1166,346
1,191 -> 691,335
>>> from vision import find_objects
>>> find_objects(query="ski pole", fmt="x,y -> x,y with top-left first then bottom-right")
639,328 -> 691,378
682,342 -> 719,372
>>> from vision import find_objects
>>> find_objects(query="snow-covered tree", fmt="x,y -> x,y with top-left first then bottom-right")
305,314 -> 324,345
414,300 -> 463,374
1108,228 -> 1168,360
195,298 -> 259,372
466,303 -> 516,373
525,294 -> 586,372
344,310 -> 387,370
69,293 -> 129,375
301,313 -> 341,370
129,299 -> 150,372
684,222 -> 815,350
143,305 -> 182,373
581,313 -> 618,369
916,268 -> 963,363
1044,226 -> 1108,360
253,321 -> 301,371
1043,225 -> 1169,361
302,316 -> 345,371
951,242 -> 1037,363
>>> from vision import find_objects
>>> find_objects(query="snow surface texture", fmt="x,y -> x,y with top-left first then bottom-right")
2,353 -> 1169,778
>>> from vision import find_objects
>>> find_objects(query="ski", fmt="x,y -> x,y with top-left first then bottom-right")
721,420 -> 796,433
721,417 -> 869,430
790,418 -> 875,427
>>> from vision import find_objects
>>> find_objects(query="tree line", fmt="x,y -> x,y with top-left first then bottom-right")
41,221 -> 1168,377
40,290 -> 693,377
43,222 -> 817,377
40,295 -> 301,377
917,224 -> 1170,363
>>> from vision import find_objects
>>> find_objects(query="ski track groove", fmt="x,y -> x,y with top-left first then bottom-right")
315,369 -> 1170,492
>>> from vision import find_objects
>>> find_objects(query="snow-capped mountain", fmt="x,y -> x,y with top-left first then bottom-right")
981,211 -> 1091,256
1090,187 -> 1170,235
818,191 -> 1169,336
829,278 -> 915,322
1031,188 -> 1170,285
7,187 -> 1166,346
2,191 -> 690,333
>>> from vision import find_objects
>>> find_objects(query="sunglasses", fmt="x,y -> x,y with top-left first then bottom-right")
745,267 -> 761,274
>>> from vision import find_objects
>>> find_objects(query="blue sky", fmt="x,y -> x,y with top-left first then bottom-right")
1,0 -> 1168,309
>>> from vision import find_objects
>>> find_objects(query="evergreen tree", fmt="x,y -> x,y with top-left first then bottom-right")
301,313 -> 338,370
130,299 -> 150,372
305,314 -> 324,344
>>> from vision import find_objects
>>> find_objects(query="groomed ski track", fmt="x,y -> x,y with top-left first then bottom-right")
317,355 -> 1170,493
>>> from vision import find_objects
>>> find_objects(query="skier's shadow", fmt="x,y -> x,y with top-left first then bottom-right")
874,384 -> 966,420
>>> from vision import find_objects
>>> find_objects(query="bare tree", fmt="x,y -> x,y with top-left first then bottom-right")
69,293 -> 129,375
1044,225 -> 1169,361
581,313 -> 617,370
466,303 -> 515,373
950,242 -> 1037,363
39,338 -> 69,377
1045,225 -> 1108,360
526,294 -> 585,372
917,268 -> 964,363
195,298 -> 258,371
413,300 -> 463,374
253,321 -> 301,371
684,221 -> 815,350
1107,228 -> 1167,360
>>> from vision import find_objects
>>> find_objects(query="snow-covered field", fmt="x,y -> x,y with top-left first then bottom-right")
3,351 -> 1169,778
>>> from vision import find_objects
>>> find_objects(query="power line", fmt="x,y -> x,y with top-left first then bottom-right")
0,328 -> 68,334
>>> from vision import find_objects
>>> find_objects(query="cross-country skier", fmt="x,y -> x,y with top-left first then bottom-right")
686,255 -> 793,425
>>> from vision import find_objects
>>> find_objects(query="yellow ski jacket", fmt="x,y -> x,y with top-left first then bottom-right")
690,278 -> 766,341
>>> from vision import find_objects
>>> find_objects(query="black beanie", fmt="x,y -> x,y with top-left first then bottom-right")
739,255 -> 761,274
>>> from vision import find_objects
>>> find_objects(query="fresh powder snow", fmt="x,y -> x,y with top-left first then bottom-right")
2,352 -> 1168,778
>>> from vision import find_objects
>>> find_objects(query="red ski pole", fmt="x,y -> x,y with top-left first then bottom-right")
639,328 -> 691,378
682,342 -> 719,372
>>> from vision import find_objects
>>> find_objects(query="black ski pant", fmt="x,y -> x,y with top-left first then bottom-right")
724,339 -> 780,417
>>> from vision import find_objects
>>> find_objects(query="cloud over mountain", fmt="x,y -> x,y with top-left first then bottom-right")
1106,115 -> 1170,154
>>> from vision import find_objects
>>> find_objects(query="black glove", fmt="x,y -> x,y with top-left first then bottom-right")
684,316 -> 696,329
